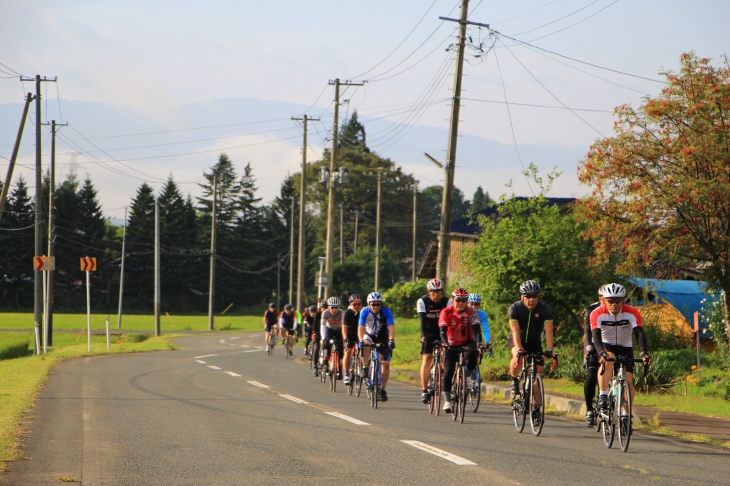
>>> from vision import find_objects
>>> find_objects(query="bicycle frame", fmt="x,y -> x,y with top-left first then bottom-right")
598,355 -> 647,452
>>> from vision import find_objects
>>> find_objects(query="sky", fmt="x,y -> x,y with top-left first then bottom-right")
1,0 -> 729,224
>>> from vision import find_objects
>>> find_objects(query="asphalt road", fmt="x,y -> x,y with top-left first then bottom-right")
4,333 -> 730,485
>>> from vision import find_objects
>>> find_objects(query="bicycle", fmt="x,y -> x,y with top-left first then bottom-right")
596,355 -> 649,452
347,341 -> 362,396
426,342 -> 443,415
306,334 -> 315,370
511,351 -> 558,436
267,330 -> 277,356
327,339 -> 342,393
449,345 -> 471,423
467,343 -> 492,413
364,342 -> 388,409
283,329 -> 293,359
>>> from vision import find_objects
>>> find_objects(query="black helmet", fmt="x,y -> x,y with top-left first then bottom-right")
284,304 -> 293,311
268,303 -> 276,308
308,305 -> 317,312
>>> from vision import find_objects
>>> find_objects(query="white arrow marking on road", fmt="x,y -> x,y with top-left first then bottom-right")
247,381 -> 269,389
225,371 -> 241,377
194,360 -> 206,364
401,441 -> 476,466
325,412 -> 369,425
207,365 -> 221,370
193,354 -> 217,359
279,394 -> 308,404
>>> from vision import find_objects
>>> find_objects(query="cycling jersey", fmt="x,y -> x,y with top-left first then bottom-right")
438,306 -> 479,347
279,311 -> 297,330
321,308 -> 344,340
358,306 -> 394,343
344,307 -> 360,343
264,310 -> 277,326
476,308 -> 490,343
417,294 -> 449,341
590,303 -> 642,348
508,300 -> 553,350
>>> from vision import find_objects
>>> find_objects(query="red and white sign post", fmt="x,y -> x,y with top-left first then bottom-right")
33,256 -> 55,354
81,257 -> 97,352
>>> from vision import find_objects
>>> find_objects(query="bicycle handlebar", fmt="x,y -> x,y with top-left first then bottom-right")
599,356 -> 651,376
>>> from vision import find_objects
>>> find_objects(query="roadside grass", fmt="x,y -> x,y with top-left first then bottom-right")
0,331 -> 181,468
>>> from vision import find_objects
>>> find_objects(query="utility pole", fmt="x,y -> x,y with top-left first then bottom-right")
23,74 -> 57,351
412,185 -> 417,281
353,210 -> 359,254
208,175 -> 217,330
324,78 -> 364,297
117,207 -> 127,329
374,170 -> 382,291
154,197 -> 161,337
339,204 -> 344,264
291,115 -> 319,312
436,0 -> 483,285
43,119 -> 66,346
289,196 -> 295,305
0,92 -> 34,219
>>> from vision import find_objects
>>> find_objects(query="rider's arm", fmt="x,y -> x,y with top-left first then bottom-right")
544,319 -> 554,350
590,307 -> 606,355
385,308 -> 395,341
357,308 -> 367,341
416,298 -> 428,338
438,308 -> 450,345
509,319 -> 523,349
583,306 -> 594,352
633,326 -> 648,355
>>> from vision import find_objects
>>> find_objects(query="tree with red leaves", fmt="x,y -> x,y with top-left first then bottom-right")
577,52 -> 730,350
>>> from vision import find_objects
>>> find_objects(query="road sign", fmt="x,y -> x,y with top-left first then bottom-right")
80,257 -> 97,272
33,256 -> 55,271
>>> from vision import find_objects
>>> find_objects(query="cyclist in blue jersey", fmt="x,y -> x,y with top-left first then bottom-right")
467,293 -> 491,348
358,291 -> 395,402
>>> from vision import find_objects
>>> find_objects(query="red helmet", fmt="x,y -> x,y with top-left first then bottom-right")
427,278 -> 444,291
452,288 -> 469,300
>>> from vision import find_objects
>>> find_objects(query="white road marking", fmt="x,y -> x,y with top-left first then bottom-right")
247,381 -> 269,389
279,394 -> 308,404
240,345 -> 251,348
219,340 -> 227,344
225,371 -> 241,377
243,349 -> 264,353
194,354 -> 217,359
194,360 -> 206,364
207,365 -> 221,370
401,441 -> 476,466
325,412 -> 369,425
230,337 -> 241,340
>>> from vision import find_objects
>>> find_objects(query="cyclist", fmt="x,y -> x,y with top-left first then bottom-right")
467,293 -> 491,349
583,285 -> 606,427
321,297 -> 345,378
358,291 -> 395,402
263,303 -> 278,352
295,307 -> 303,340
590,283 -> 652,429
508,280 -> 554,397
417,278 -> 450,404
439,288 -> 480,413
303,305 -> 317,356
343,294 -> 363,386
312,302 -> 325,376
279,304 -> 298,356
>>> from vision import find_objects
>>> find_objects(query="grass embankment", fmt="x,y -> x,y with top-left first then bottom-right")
0,312 -> 266,467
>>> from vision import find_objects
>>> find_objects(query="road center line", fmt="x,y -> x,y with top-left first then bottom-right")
279,394 -> 308,404
194,360 -> 206,364
247,381 -> 269,389
324,412 -> 369,425
240,345 -> 251,348
193,354 -> 217,359
243,349 -> 264,353
225,371 -> 241,377
401,440 -> 476,466
229,337 -> 241,340
207,365 -> 221,370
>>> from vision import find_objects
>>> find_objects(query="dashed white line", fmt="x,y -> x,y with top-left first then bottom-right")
279,394 -> 308,404
240,345 -> 251,348
219,340 -> 227,344
193,354 -> 217,359
207,365 -> 221,370
194,360 -> 206,364
229,337 -> 241,340
325,412 -> 369,425
243,349 -> 264,353
401,441 -> 476,466
247,381 -> 269,389
225,371 -> 241,377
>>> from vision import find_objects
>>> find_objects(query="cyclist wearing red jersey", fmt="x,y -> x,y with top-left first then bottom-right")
438,288 -> 480,413
417,278 -> 450,404
590,283 -> 652,417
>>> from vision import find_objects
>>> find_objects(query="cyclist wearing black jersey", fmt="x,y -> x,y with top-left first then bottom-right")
417,278 -> 450,404
583,286 -> 605,426
312,303 -> 325,376
303,305 -> 317,356
508,280 -> 554,395
343,294 -> 363,386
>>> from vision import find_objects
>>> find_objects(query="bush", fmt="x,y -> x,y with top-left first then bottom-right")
634,351 -> 681,393
383,280 -> 428,318
702,296 -> 730,369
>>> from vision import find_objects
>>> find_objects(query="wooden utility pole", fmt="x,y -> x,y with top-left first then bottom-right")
291,115 -> 318,312
437,0 -> 472,285
289,196 -> 295,305
208,175 -> 217,330
117,207 -> 127,329
353,210 -> 359,253
412,185 -> 417,281
154,197 -> 161,336
339,204 -> 344,264
0,92 -> 33,219
374,170 -> 382,291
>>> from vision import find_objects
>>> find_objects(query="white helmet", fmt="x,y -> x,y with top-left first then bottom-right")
602,283 -> 626,299
367,292 -> 383,303
426,278 -> 444,291
326,296 -> 340,307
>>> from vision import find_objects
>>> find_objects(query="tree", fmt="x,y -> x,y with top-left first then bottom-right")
340,110 -> 368,152
470,185 -> 492,215
0,177 -> 34,308
421,185 -> 471,223
464,166 -> 600,345
125,183 -> 156,309
576,53 -> 730,350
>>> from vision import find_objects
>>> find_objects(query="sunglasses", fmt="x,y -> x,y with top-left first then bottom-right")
523,294 -> 539,299
351,302 -> 362,306
370,303 -> 382,307
329,306 -> 339,310
454,297 -> 468,303
606,298 -> 624,304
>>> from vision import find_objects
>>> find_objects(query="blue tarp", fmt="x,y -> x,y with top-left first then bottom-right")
629,278 -> 718,331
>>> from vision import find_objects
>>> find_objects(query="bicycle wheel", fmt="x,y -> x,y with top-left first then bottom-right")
330,354 -> 339,393
428,362 -> 438,414
458,368 -> 466,424
469,367 -> 481,413
618,380 -> 632,452
354,356 -> 363,397
451,367 -> 461,422
371,363 -> 380,408
268,334 -> 275,356
601,392 -> 615,448
285,338 -> 290,359
513,373 -> 527,433
346,354 -> 355,396
319,357 -> 327,384
307,341 -> 313,368
530,373 -> 545,436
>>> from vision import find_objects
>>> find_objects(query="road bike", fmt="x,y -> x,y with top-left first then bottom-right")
426,342 -> 443,415
347,341 -> 362,396
597,355 -> 649,452
306,334 -> 315,370
449,346 -> 470,423
511,351 -> 558,436
283,329 -> 294,359
467,343 -> 492,413
267,329 -> 277,356
327,338 -> 342,393
364,342 -> 388,409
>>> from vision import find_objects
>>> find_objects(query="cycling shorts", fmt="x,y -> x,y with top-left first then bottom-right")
420,339 -> 440,355
362,336 -> 392,361
280,326 -> 295,334
265,324 -> 277,332
604,343 -> 636,374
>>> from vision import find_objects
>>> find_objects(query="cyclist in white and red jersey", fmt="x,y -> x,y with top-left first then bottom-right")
590,283 -> 652,411
438,288 -> 480,413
